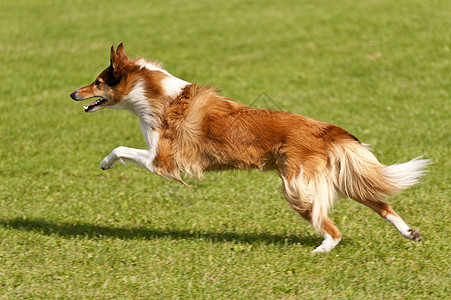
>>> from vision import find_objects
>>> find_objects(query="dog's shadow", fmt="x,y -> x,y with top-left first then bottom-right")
0,217 -> 322,248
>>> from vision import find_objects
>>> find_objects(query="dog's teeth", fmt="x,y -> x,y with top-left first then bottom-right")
83,105 -> 89,110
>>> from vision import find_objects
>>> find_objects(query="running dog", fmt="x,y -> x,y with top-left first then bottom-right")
70,43 -> 430,252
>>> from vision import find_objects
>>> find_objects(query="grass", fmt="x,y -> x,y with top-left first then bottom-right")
0,0 -> 450,298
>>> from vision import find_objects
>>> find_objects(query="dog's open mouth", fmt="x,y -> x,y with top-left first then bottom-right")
83,97 -> 108,113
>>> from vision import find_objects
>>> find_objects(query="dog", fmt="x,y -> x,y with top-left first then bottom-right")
70,43 -> 430,252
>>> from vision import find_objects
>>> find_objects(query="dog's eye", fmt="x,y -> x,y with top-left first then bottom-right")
95,79 -> 102,86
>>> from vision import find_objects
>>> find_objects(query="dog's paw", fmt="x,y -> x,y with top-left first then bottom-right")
407,228 -> 422,242
100,159 -> 113,170
100,155 -> 115,170
312,235 -> 341,253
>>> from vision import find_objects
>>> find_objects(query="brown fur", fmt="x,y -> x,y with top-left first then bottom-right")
154,83 -> 358,181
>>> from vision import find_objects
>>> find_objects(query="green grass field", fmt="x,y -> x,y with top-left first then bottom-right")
0,0 -> 450,298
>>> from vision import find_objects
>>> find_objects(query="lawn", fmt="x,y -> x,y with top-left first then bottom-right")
0,0 -> 450,298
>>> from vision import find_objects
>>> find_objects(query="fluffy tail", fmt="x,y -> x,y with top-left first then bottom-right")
282,139 -> 430,232
332,142 -> 431,202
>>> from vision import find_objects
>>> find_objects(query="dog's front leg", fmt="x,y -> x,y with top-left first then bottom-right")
100,146 -> 156,172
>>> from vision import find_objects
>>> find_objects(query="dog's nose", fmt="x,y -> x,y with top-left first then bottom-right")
70,91 -> 78,101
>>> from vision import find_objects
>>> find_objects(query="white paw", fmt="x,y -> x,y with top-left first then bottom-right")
312,245 -> 329,253
312,234 -> 341,253
404,228 -> 422,242
100,153 -> 116,170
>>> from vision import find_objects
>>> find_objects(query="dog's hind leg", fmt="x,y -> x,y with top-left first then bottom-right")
294,206 -> 342,253
352,197 -> 422,242
282,171 -> 342,253
313,217 -> 342,253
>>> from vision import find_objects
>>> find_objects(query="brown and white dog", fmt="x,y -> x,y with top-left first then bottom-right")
70,43 -> 430,252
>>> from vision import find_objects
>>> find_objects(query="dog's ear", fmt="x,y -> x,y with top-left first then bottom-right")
116,42 -> 127,59
110,45 -> 118,70
108,45 -> 123,84
110,43 -> 128,71
108,43 -> 128,84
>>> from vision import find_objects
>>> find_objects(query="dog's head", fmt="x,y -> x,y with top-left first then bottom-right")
70,43 -> 137,113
